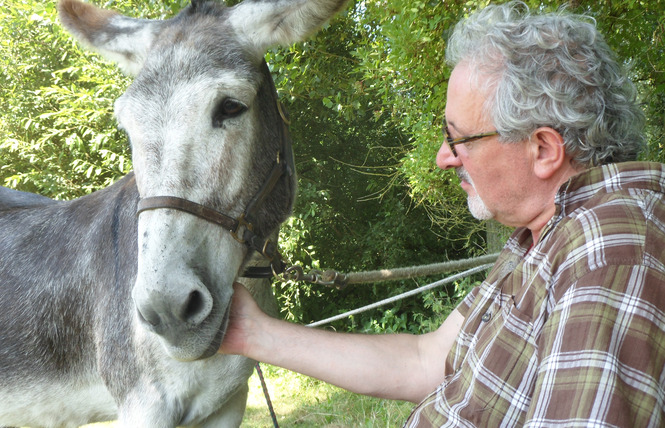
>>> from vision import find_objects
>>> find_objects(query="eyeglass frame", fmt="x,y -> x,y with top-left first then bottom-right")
442,125 -> 500,157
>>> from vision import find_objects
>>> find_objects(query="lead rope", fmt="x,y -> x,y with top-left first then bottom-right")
255,362 -> 280,428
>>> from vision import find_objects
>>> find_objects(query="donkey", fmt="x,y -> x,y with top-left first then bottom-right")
0,0 -> 348,426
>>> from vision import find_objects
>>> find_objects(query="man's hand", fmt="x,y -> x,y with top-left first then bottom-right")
219,282 -> 264,356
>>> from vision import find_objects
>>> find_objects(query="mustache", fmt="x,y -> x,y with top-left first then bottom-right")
456,167 -> 469,182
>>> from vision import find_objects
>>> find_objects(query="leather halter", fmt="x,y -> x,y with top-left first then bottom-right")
136,101 -> 294,278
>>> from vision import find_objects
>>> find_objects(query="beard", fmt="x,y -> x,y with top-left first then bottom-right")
456,167 -> 494,220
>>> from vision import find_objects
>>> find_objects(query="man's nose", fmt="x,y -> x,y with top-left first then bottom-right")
436,142 -> 462,170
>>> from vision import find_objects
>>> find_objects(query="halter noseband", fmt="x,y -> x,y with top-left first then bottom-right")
136,101 -> 294,278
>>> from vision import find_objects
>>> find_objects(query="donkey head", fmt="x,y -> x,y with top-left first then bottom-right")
58,0 -> 348,361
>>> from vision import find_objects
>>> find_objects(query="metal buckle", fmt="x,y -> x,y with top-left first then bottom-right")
277,101 -> 291,126
231,213 -> 253,244
261,239 -> 275,261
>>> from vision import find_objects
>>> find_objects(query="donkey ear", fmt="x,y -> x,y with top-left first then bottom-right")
228,0 -> 350,57
57,0 -> 162,76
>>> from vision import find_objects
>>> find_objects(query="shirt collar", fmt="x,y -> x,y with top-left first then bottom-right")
534,161 -> 665,245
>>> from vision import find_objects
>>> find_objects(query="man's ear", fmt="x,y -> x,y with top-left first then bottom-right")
529,127 -> 567,179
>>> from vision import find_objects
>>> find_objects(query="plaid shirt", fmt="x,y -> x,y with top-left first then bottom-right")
405,162 -> 665,427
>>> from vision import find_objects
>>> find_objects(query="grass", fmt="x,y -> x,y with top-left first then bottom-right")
244,365 -> 413,427
81,365 -> 413,427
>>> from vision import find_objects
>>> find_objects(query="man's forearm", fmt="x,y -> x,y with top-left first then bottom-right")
246,316 -> 434,403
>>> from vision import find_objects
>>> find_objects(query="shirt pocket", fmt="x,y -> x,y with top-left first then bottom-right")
475,302 -> 537,413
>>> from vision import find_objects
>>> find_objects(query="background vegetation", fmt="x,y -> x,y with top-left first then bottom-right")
2,0 -> 664,338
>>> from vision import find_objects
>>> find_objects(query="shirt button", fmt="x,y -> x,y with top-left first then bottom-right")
481,312 -> 492,322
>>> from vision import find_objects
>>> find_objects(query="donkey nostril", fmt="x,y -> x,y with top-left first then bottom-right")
180,290 -> 206,324
137,306 -> 161,328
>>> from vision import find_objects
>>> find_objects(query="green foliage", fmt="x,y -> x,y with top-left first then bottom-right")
583,0 -> 665,163
0,0 -> 186,197
358,275 -> 481,335
1,0 -> 121,197
267,1 -> 489,330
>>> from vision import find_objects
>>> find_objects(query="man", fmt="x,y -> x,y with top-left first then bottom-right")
220,2 -> 665,426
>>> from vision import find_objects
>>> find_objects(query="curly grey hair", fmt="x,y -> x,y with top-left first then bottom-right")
446,1 -> 645,167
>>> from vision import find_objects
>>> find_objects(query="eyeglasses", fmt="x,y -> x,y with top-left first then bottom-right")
442,125 -> 499,157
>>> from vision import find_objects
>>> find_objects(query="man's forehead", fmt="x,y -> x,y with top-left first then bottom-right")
445,63 -> 491,132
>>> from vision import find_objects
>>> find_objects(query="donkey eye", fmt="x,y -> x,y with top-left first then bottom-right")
212,98 -> 247,128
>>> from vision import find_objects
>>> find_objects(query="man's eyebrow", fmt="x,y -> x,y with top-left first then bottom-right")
445,120 -> 461,137
444,115 -> 458,128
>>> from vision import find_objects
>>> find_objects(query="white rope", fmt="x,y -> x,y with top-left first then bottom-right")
306,263 -> 494,328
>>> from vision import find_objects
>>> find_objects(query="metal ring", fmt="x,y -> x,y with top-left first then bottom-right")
277,101 -> 291,126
